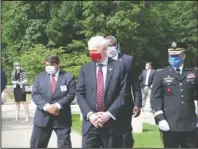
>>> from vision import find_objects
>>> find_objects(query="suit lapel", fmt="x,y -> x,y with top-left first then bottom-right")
104,59 -> 115,95
44,72 -> 52,97
179,67 -> 188,81
168,65 -> 187,81
118,53 -> 124,62
90,62 -> 97,98
168,66 -> 180,81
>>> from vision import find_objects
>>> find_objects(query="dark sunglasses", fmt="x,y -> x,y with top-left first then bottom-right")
15,65 -> 21,67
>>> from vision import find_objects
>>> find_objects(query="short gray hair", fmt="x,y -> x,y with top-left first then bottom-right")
88,36 -> 109,50
105,36 -> 117,45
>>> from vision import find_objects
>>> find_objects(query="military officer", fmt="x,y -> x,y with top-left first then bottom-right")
151,41 -> 198,148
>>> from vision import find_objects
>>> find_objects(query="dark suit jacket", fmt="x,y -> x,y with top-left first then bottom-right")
76,58 -> 128,135
112,53 -> 142,134
32,70 -> 76,128
139,69 -> 156,88
1,70 -> 7,93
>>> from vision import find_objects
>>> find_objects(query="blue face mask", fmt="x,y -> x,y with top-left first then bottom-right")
168,55 -> 183,68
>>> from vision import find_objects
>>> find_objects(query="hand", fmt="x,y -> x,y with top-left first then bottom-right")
96,112 -> 111,125
47,104 -> 59,115
16,81 -> 21,85
158,120 -> 170,131
53,110 -> 60,116
133,106 -> 141,118
89,113 -> 103,128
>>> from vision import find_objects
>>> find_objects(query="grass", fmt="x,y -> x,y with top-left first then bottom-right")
72,114 -> 82,133
133,123 -> 163,148
72,114 -> 163,148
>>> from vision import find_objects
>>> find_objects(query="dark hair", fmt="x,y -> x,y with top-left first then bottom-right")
45,55 -> 60,64
105,36 -> 117,45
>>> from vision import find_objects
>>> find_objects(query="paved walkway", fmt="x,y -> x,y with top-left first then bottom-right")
1,103 -> 156,148
1,104 -> 82,148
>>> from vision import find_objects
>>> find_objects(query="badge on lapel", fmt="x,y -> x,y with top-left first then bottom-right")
60,85 -> 67,92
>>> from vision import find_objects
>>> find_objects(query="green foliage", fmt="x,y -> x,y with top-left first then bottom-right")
2,1 -> 198,84
19,44 -> 90,83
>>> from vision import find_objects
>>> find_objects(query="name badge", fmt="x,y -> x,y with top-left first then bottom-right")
164,75 -> 174,83
60,85 -> 67,92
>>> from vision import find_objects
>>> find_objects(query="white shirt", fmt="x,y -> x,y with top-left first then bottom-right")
96,56 -> 108,88
111,52 -> 119,60
145,69 -> 151,85
43,69 -> 62,111
87,56 -> 116,120
172,64 -> 184,75
50,69 -> 60,82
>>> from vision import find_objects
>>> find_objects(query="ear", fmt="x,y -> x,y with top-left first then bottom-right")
182,53 -> 186,60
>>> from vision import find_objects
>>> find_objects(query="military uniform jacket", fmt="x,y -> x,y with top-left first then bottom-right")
151,65 -> 198,132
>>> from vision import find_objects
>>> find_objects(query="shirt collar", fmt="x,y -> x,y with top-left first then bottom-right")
172,64 -> 184,71
96,56 -> 108,66
52,69 -> 60,77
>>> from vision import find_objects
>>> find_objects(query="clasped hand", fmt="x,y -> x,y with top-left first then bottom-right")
89,112 -> 111,128
46,104 -> 59,116
16,80 -> 22,85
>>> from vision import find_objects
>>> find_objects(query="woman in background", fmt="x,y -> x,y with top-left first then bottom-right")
11,62 -> 30,121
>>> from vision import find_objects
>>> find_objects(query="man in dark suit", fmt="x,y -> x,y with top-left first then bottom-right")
30,55 -> 76,148
76,36 -> 128,148
1,69 -> 7,93
151,41 -> 198,148
105,36 -> 142,148
139,62 -> 156,111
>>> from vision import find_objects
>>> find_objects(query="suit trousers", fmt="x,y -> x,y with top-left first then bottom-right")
122,131 -> 134,148
141,86 -> 151,109
82,125 -> 117,148
160,130 -> 197,148
197,128 -> 198,147
30,124 -> 71,148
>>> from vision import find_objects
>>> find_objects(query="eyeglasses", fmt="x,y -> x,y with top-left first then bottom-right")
15,65 -> 21,67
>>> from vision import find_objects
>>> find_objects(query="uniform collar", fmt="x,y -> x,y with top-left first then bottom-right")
172,64 -> 183,71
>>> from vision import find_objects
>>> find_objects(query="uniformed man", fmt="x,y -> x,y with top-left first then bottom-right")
151,41 -> 198,148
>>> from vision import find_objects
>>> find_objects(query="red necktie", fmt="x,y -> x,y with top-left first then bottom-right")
96,64 -> 105,111
51,74 -> 56,94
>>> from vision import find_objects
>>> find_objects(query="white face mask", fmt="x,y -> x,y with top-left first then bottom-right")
107,46 -> 118,58
45,66 -> 56,75
15,66 -> 21,70
145,66 -> 150,70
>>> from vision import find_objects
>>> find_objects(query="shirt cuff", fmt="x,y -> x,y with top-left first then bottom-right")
107,111 -> 116,120
55,103 -> 62,110
87,111 -> 94,120
12,81 -> 17,84
21,80 -> 28,84
153,110 -> 163,117
43,103 -> 50,111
